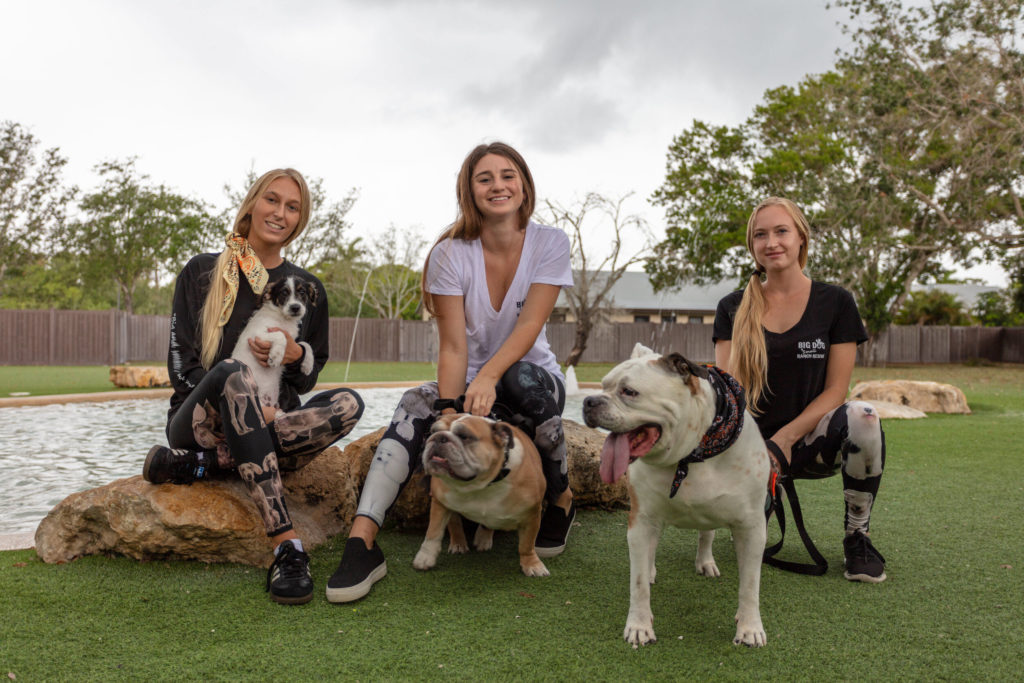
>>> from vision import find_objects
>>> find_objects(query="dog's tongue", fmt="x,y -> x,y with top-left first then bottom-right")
600,433 -> 632,484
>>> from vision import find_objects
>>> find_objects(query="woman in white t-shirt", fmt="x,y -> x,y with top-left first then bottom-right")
325,142 -> 576,603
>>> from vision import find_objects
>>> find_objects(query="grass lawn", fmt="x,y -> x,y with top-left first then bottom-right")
2,364 -> 1023,679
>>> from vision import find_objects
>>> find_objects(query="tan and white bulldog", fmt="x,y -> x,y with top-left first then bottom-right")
412,413 -> 550,577
582,344 -> 769,647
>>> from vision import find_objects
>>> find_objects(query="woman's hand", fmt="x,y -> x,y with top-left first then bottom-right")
247,328 -> 303,366
463,373 -> 497,416
768,432 -> 797,464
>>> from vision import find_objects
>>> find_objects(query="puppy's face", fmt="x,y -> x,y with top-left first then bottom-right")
264,276 -> 316,320
422,414 -> 515,484
582,346 -> 712,483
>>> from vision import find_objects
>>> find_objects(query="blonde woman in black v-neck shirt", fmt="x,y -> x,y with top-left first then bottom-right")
713,197 -> 888,583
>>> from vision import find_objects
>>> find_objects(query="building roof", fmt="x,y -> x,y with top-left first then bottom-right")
556,271 -> 737,313
556,273 -> 1004,315
911,283 -> 1002,311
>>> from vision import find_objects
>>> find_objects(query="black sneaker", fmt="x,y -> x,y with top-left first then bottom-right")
266,541 -> 314,604
326,538 -> 387,603
143,445 -> 207,484
843,530 -> 887,583
535,501 -> 576,558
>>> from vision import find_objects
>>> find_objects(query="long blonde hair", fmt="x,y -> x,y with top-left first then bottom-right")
421,142 -> 536,317
729,197 -> 810,412
198,168 -> 311,369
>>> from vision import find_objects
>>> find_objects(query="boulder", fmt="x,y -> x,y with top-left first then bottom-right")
849,379 -> 971,415
35,420 -> 624,567
109,365 -> 171,388
858,400 -> 927,420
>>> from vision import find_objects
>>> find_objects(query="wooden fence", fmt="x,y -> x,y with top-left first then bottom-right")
1,309 -> 1022,365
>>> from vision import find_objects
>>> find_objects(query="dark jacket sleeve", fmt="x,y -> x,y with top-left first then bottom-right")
168,258 -> 210,395
281,276 -> 329,395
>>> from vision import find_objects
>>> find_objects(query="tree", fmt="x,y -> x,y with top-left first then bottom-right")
894,290 -> 972,325
222,169 -> 358,270
359,224 -> 427,320
66,159 -> 219,313
0,121 -> 76,299
648,0 -> 1024,364
973,289 -> 1024,326
542,193 -> 651,366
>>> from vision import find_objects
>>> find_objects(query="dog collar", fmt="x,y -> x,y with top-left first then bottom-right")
669,367 -> 746,498
488,440 -> 512,485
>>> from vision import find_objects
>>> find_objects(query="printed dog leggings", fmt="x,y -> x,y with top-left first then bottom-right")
166,359 -> 364,536
356,361 -> 567,527
786,401 -> 886,534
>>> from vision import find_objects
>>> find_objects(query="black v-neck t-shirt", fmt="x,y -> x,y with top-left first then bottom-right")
713,281 -> 868,439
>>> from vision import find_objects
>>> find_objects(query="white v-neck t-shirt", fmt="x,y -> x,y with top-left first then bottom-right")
425,220 -> 574,384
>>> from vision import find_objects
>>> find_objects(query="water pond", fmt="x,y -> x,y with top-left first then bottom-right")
0,388 -> 593,535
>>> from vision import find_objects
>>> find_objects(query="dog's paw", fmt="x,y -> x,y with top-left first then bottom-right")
733,620 -> 767,647
412,549 -> 437,571
623,620 -> 657,648
447,539 -> 469,554
521,559 -> 550,577
473,526 -> 494,551
696,559 -> 721,577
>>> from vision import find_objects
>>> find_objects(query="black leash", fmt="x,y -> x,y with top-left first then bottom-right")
763,440 -> 829,576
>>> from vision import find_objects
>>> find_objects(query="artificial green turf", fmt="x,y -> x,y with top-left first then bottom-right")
2,367 -> 1023,679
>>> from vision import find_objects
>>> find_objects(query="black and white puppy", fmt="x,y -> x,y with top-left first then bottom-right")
231,276 -> 316,409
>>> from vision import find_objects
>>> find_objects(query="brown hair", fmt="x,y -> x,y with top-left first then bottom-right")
729,197 -> 810,412
198,168 -> 311,368
421,142 -> 536,317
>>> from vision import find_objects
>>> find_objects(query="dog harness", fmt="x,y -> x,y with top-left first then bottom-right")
669,367 -> 746,498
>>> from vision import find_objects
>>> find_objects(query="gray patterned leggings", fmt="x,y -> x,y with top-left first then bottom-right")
786,401 -> 886,534
356,361 -> 567,527
166,359 -> 364,536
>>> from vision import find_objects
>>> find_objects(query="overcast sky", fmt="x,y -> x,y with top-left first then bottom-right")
3,0 -> 1006,285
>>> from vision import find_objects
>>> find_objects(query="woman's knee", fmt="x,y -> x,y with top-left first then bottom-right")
842,401 -> 885,477
207,358 -> 252,382
394,383 -> 440,420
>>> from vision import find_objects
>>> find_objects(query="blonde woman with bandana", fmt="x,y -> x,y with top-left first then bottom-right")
143,169 -> 364,604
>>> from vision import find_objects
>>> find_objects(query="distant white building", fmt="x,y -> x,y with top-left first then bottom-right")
552,273 -> 1003,325
910,283 -> 1002,311
553,271 -> 737,324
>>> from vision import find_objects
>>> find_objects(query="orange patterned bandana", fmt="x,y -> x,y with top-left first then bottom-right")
218,234 -> 269,326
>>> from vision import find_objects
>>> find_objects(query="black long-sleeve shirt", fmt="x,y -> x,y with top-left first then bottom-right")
166,253 -> 330,423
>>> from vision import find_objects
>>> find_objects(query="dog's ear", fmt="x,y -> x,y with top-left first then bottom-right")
304,281 -> 317,305
658,353 -> 709,381
491,422 -> 514,450
262,280 -> 276,303
631,343 -> 655,359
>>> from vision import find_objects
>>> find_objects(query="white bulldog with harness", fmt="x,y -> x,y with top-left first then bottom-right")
582,344 -> 770,647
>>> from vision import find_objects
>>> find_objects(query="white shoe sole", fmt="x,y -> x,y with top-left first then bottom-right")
844,570 -> 886,583
325,562 -> 387,603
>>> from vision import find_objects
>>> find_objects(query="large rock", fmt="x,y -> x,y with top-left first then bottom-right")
35,420 -> 624,566
849,379 -> 971,415
109,365 -> 171,388
858,400 -> 927,420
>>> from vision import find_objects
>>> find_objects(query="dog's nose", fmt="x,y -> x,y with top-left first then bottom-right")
288,304 -> 302,316
583,396 -> 601,410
